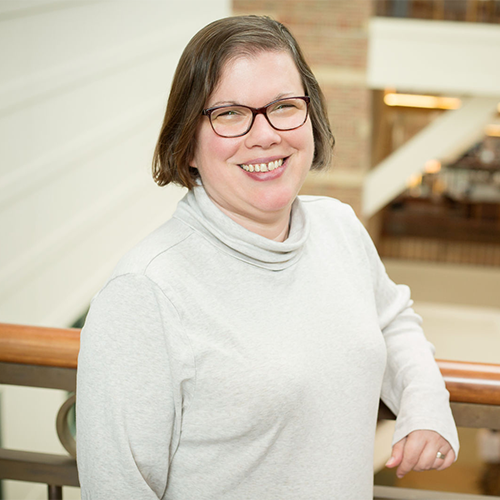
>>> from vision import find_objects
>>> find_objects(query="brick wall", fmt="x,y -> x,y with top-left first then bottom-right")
232,0 -> 373,215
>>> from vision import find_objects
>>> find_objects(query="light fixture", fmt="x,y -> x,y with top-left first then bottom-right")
424,159 -> 441,174
407,173 -> 422,188
384,92 -> 462,110
485,124 -> 500,138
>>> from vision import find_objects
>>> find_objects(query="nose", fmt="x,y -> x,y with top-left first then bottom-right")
244,113 -> 282,149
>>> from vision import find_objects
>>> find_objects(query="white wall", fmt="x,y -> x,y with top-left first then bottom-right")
368,17 -> 500,96
0,1 -> 230,498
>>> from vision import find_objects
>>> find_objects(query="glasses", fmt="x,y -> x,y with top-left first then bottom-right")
202,96 -> 310,138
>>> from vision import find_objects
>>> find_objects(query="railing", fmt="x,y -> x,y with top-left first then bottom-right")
376,361 -> 500,500
0,324 -> 79,500
379,235 -> 500,267
1,323 -> 500,499
375,0 -> 500,24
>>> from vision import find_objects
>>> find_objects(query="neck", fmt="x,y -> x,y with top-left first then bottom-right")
213,203 -> 292,242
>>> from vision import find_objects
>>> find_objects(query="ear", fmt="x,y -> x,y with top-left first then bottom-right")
189,159 -> 200,175
189,135 -> 200,170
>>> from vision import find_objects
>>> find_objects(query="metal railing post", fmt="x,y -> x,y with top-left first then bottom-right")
48,484 -> 62,500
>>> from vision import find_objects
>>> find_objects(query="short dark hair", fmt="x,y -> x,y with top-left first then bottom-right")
152,15 -> 334,189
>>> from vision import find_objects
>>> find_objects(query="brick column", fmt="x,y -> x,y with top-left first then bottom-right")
232,0 -> 373,215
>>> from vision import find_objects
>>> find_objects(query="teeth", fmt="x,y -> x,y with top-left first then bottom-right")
240,158 -> 284,172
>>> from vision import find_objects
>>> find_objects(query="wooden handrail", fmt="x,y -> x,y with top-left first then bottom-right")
437,359 -> 500,406
1,323 -> 500,406
0,323 -> 79,369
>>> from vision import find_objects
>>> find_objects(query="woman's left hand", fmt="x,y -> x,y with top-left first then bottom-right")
385,430 -> 455,478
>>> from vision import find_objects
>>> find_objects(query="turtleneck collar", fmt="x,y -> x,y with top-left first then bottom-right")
174,184 -> 310,271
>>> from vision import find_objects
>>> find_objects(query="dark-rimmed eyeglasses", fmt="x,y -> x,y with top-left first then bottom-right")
202,96 -> 310,138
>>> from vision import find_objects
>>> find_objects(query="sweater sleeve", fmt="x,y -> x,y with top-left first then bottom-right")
76,274 -> 193,499
355,217 -> 460,458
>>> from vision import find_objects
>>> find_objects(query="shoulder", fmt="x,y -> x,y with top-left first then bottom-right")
90,217 -> 196,303
298,194 -> 361,232
110,217 -> 195,278
299,194 -> 356,216
298,194 -> 379,264
88,217 -> 193,318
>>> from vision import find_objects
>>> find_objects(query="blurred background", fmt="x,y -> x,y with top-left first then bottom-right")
0,0 -> 499,498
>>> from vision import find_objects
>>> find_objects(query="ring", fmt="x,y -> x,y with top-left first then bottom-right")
436,451 -> 446,460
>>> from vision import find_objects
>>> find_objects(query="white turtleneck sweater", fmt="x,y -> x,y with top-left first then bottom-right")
76,186 -> 459,500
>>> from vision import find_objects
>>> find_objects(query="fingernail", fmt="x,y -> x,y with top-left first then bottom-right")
397,473 -> 404,478
385,457 -> 395,467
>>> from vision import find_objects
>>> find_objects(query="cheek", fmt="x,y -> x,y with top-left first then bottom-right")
193,128 -> 241,174
298,122 -> 315,163
212,139 -> 241,166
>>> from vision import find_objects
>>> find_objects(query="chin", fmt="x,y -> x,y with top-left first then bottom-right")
255,187 -> 298,213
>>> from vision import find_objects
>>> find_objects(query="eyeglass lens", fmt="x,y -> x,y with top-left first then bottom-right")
209,98 -> 308,138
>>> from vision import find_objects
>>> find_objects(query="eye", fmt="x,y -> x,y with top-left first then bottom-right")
275,102 -> 297,110
218,109 -> 241,117
269,100 -> 301,114
212,107 -> 247,121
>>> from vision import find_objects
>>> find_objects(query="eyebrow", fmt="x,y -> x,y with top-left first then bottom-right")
208,92 -> 298,108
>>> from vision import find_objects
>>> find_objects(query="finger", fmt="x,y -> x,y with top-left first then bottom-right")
412,435 -> 449,471
431,441 -> 452,468
396,435 -> 425,478
436,447 -> 455,471
416,441 -> 450,471
415,443 -> 442,471
386,438 -> 406,469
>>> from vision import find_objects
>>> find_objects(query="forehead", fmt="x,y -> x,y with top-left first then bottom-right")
208,50 -> 304,106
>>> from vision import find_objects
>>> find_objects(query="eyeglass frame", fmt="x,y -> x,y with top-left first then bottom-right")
201,96 -> 311,138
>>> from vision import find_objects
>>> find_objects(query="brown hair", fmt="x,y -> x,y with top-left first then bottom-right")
152,15 -> 334,189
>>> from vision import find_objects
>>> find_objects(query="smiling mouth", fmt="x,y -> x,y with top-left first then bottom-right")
239,158 -> 284,173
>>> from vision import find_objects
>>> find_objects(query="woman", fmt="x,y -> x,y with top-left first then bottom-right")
77,15 -> 459,499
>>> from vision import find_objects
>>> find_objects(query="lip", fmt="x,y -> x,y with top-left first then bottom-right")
239,155 -> 286,166
239,156 -> 289,181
